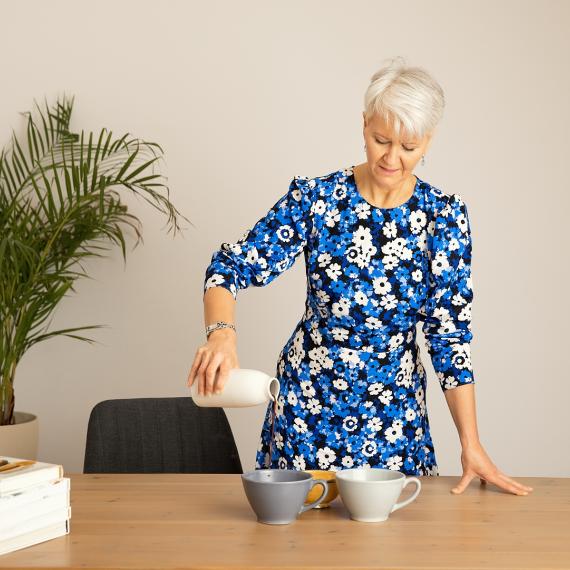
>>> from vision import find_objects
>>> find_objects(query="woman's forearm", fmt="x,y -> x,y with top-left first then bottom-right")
203,286 -> 237,340
443,383 -> 481,448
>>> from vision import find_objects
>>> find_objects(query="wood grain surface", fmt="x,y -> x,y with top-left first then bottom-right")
0,473 -> 567,569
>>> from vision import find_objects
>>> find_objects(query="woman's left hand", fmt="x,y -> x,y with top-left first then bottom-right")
451,441 -> 534,496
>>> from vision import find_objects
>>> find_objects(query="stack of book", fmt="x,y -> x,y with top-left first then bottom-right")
0,456 -> 70,556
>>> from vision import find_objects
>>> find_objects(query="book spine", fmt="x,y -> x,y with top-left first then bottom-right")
0,465 -> 64,496
0,507 -> 71,541
0,520 -> 69,556
0,492 -> 70,530
0,478 -> 70,514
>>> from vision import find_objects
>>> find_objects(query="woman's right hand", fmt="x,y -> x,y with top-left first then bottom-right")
187,330 -> 240,396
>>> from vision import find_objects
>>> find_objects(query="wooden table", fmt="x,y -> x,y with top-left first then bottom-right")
0,473 -> 568,569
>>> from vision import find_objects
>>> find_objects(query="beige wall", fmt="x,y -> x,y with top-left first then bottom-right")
2,0 -> 568,476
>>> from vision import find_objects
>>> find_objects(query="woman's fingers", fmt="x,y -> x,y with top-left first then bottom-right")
213,362 -> 231,394
203,352 -> 225,396
195,351 -> 213,395
486,470 -> 532,495
187,347 -> 206,388
497,471 -> 533,492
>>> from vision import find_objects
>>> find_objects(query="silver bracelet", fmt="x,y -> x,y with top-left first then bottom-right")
205,321 -> 236,339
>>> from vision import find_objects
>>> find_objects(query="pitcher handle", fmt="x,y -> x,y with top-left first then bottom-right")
390,477 -> 421,513
300,479 -> 328,513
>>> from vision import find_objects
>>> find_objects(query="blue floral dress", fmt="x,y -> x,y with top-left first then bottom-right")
203,165 -> 475,476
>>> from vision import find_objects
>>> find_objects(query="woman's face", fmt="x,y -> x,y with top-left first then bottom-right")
362,112 -> 432,187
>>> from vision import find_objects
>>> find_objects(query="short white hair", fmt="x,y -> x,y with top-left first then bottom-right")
363,56 -> 445,140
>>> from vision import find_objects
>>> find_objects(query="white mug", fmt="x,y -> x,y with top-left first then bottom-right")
336,467 -> 421,522
190,368 -> 280,408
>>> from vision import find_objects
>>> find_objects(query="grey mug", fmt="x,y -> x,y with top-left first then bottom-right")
241,469 -> 329,525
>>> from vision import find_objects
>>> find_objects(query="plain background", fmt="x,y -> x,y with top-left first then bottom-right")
1,0 -> 568,477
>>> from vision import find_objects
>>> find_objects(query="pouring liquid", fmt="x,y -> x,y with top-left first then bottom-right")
267,397 -> 278,468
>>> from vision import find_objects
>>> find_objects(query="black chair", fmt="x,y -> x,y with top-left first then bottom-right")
83,397 -> 243,474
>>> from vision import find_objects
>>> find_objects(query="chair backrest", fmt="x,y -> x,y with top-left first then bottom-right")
83,397 -> 243,474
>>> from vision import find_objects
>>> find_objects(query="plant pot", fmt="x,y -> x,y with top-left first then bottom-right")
0,412 -> 39,459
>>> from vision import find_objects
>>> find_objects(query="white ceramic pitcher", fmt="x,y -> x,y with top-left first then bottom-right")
190,368 -> 280,408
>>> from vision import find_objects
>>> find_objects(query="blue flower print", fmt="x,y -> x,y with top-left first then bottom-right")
203,165 -> 475,476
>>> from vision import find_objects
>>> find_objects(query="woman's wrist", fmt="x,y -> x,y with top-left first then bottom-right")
207,328 -> 236,341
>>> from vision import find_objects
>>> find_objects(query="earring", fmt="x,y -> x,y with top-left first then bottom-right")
421,154 -> 425,166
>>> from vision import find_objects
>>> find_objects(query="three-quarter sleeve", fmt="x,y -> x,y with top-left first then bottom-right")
203,175 -> 315,300
419,193 -> 475,391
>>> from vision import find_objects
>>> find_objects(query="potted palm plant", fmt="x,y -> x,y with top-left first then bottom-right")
0,94 -> 190,457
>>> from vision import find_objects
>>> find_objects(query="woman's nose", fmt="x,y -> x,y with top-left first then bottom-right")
383,145 -> 400,165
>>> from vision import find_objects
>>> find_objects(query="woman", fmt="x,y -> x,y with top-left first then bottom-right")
188,58 -> 533,496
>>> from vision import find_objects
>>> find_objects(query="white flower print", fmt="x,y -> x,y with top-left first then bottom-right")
341,456 -> 354,468
316,289 -> 331,304
325,263 -> 342,280
348,226 -> 378,268
346,246 -> 374,269
338,347 -> 361,367
382,252 -> 400,271
287,390 -> 298,406
354,291 -> 368,306
412,269 -> 423,282
276,395 -> 284,418
332,297 -> 351,317
355,202 -> 371,219
332,183 -> 348,200
325,208 -> 341,227
365,316 -> 383,330
458,304 -> 471,323
440,374 -> 458,390
386,455 -> 404,470
343,416 -> 358,432
373,276 -> 392,295
309,321 -> 323,346
293,417 -> 308,434
451,344 -> 471,370
368,382 -> 384,396
383,220 -> 397,238
384,423 -> 403,444
417,229 -> 428,251
287,329 -> 306,371
317,252 -> 332,267
367,417 -> 383,432
448,237 -> 460,252
331,327 -> 350,341
409,209 -> 427,234
312,199 -> 327,216
379,388 -> 394,406
405,406 -> 417,422
275,431 -> 284,450
362,440 -> 378,457
308,346 -> 334,374
293,454 -> 306,470
388,332 -> 405,352
307,398 -> 322,415
317,446 -> 336,468
300,380 -> 316,398
276,225 -> 294,242
333,377 -> 348,391
457,212 -> 468,234
379,294 -> 398,311
431,250 -> 450,276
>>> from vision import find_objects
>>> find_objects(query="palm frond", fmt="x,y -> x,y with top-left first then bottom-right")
0,94 -> 192,425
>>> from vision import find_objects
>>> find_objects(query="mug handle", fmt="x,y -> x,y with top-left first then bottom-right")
300,479 -> 329,513
390,476 -> 422,513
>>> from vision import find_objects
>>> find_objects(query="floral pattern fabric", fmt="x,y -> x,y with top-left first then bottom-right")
203,165 -> 475,476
